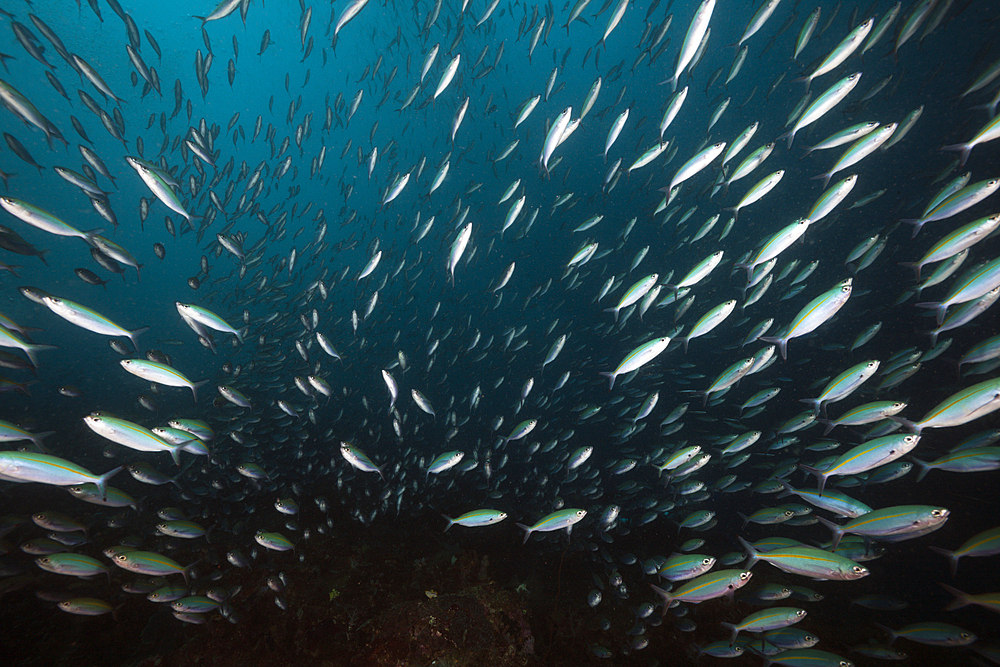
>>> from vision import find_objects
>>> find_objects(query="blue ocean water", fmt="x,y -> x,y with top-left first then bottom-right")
1,0 -> 999,665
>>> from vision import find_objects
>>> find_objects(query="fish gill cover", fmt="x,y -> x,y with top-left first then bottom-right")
0,0 -> 999,665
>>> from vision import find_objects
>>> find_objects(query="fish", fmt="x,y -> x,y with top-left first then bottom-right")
650,569 -> 752,610
665,0 -> 716,92
0,197 -> 100,243
600,337 -> 671,390
761,278 -> 852,359
800,434 -> 921,495
819,506 -> 950,550
334,0 -> 371,38
721,607 -> 807,646
120,359 -> 208,401
41,295 -> 148,350
176,303 -> 243,343
111,550 -> 195,584
340,442 -> 384,481
442,509 -> 507,532
515,508 -> 586,543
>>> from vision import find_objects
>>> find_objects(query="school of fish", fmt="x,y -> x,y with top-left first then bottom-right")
0,0 -> 999,664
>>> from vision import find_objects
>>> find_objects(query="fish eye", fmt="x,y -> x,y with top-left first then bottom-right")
702,559 -> 712,565
116,554 -> 127,561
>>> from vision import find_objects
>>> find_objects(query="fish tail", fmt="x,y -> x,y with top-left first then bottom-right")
897,261 -> 922,279
941,143 -> 972,166
181,560 -> 200,586
515,523 -> 532,544
900,219 -> 926,238
83,228 -> 105,244
815,515 -> 844,550
649,584 -> 674,613
191,380 -> 209,403
23,343 -> 56,368
441,514 -> 455,532
719,622 -> 738,646
914,301 -> 947,325
758,336 -> 786,360
911,457 -> 931,482
928,546 -> 959,576
736,536 -> 760,569
938,583 -> 972,611
872,622 -> 898,645
798,398 -> 821,415
737,512 -> 750,530
599,372 -> 615,390
817,418 -> 835,435
128,326 -> 151,351
733,262 -> 751,281
96,465 -> 124,501
798,464 -> 827,495
169,463 -> 191,490
30,431 -> 56,454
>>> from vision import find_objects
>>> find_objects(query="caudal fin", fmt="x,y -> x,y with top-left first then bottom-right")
928,545 -> 959,577
24,343 -> 57,368
649,584 -> 674,614
190,379 -> 209,402
897,260 -> 923,279
914,301 -> 948,325
815,515 -> 845,550
720,621 -> 739,646
599,371 -> 616,390
95,465 -> 124,500
799,398 -> 822,415
941,143 -> 972,167
759,336 -> 787,360
127,326 -> 151,351
736,536 -> 760,568
912,457 -> 932,482
938,583 -> 973,611
29,431 -> 55,453
900,218 -> 928,238
798,463 -> 829,495
515,523 -> 532,544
